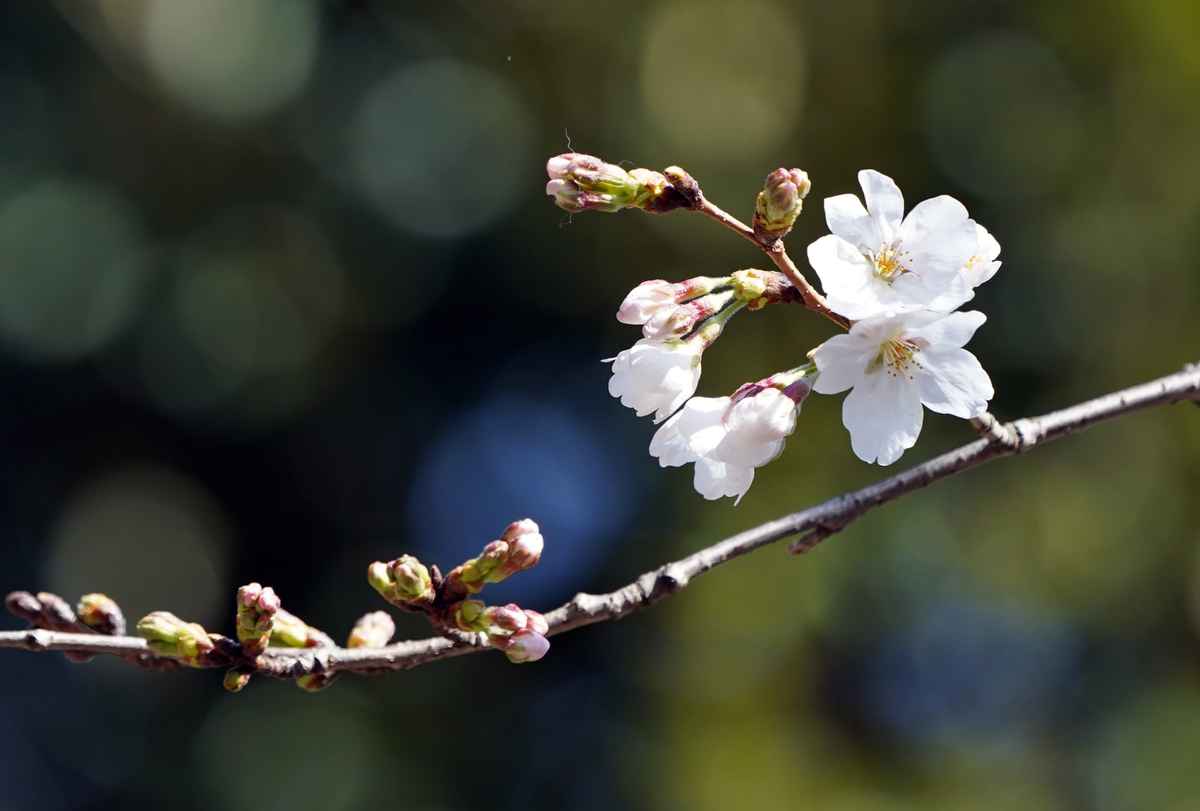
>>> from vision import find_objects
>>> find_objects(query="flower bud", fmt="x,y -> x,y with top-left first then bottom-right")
522,609 -> 549,636
270,608 -> 316,648
368,556 -> 434,607
753,168 -> 810,242
235,583 -> 280,656
36,592 -> 78,631
347,611 -> 396,649
545,153 -> 674,214
451,600 -> 489,633
484,603 -> 528,633
76,593 -> 126,636
223,668 -> 253,693
296,673 -> 336,693
390,555 -> 434,604
501,630 -> 550,664
136,611 -> 214,665
730,269 -> 770,303
499,519 -> 543,576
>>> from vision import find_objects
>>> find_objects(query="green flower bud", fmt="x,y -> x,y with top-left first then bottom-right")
390,555 -> 433,603
753,168 -> 810,242
223,668 -> 253,693
451,600 -> 489,633
296,673 -> 336,693
730,269 -> 770,303
76,593 -> 126,636
136,611 -> 214,666
367,561 -> 394,598
269,608 -> 313,648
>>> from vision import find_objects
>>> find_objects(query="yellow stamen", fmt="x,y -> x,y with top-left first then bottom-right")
872,244 -> 907,282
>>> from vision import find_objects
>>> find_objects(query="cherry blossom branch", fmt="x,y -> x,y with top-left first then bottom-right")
5,362 -> 1197,678
696,197 -> 850,330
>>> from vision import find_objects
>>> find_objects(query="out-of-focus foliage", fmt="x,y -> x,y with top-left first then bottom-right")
1,2 -> 1199,809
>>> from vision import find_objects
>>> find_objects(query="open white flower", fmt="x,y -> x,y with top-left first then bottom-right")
810,310 -> 993,465
807,170 -> 979,320
607,338 -> 704,422
649,387 -> 801,502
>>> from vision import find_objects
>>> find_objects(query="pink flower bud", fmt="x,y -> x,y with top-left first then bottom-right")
238,583 -> 263,607
617,280 -> 676,325
503,630 -> 550,664
257,587 -> 281,614
485,603 -> 528,633
523,609 -> 549,636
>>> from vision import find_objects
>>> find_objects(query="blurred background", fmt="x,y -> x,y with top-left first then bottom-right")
1,1 -> 1198,808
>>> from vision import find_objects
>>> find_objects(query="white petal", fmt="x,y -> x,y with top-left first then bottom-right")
962,224 -> 1002,289
807,235 -> 874,297
617,280 -> 676,325
693,457 -> 755,502
810,332 -> 874,394
649,397 -> 728,467
915,347 -> 993,418
976,223 -> 1001,262
858,170 -> 904,240
922,273 -> 977,313
907,310 -> 986,349
824,194 -> 880,251
842,371 -> 923,465
900,200 -> 978,278
898,195 -> 968,245
713,389 -> 796,468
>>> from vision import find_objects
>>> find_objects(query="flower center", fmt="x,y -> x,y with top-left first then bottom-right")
871,243 -> 907,282
868,336 -> 925,379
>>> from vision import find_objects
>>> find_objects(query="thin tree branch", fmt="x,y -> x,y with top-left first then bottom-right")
696,198 -> 851,330
4,362 -> 1197,678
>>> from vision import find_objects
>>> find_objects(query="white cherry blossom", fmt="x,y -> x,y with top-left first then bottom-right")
810,310 -> 993,465
649,386 -> 802,503
807,170 -> 979,320
607,338 -> 704,422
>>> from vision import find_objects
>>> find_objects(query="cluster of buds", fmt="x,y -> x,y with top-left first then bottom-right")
235,583 -> 280,656
546,154 -> 700,215
136,611 -> 215,667
296,611 -> 396,693
450,600 -> 550,664
5,590 -> 128,663
367,554 -> 434,609
753,167 -> 811,243
366,518 -> 550,666
443,519 -> 544,598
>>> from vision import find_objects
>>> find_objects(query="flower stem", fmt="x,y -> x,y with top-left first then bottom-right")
696,198 -> 850,331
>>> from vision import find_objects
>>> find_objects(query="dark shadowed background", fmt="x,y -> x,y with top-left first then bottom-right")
2,1 -> 1199,809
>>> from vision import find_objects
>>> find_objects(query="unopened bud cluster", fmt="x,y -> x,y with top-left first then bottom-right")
235,583 -> 280,655
367,518 -> 551,665
546,153 -> 700,215
753,167 -> 810,242
368,554 -> 434,608
443,519 -> 544,597
449,600 -> 550,664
